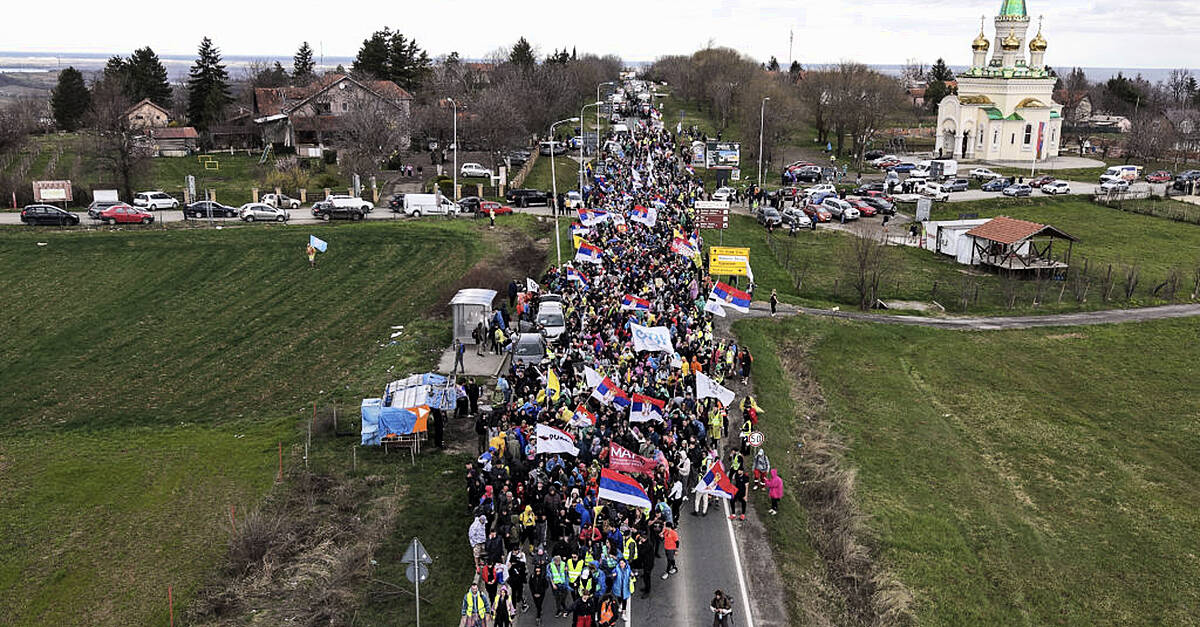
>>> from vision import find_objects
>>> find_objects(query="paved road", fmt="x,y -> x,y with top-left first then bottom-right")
744,301 -> 1200,330
0,205 -> 561,227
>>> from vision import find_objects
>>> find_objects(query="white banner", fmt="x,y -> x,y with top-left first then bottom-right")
631,323 -> 674,353
695,371 -> 736,407
583,366 -> 604,390
526,277 -> 539,292
536,423 -> 579,456
704,297 -> 727,318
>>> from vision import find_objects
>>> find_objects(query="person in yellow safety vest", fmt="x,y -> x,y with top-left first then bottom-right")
709,410 -> 724,443
576,566 -> 596,598
461,582 -> 491,627
623,535 -> 638,564
548,555 -> 571,617
566,553 -> 585,586
739,419 -> 753,450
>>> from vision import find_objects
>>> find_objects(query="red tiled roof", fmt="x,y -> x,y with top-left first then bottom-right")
966,216 -> 1076,244
150,127 -> 199,139
255,74 -> 412,117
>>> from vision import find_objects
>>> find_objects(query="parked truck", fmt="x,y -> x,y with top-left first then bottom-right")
929,159 -> 958,181
400,193 -> 459,217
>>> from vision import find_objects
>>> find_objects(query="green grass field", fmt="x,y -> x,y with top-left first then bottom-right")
736,315 -> 1200,625
0,219 -> 495,625
522,154 -> 584,194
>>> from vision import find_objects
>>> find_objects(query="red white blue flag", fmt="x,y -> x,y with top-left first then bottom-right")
710,282 -> 751,313
629,393 -> 666,423
564,266 -> 588,283
592,376 -> 631,408
570,404 -> 596,427
621,294 -> 650,311
694,459 -> 738,499
598,468 -> 652,509
575,241 -> 604,265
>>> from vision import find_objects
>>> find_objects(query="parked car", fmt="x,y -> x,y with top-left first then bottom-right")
875,158 -> 901,169
20,204 -> 79,226
846,198 -> 876,217
565,191 -> 585,209
400,193 -> 460,217
712,186 -> 737,202
460,162 -> 493,178
781,207 -> 812,228
889,162 -> 917,173
87,200 -> 123,219
802,203 -> 833,222
98,204 -> 154,224
1146,170 -> 1173,183
132,191 -> 179,211
892,193 -> 922,204
511,332 -> 548,367
944,178 -> 970,192
756,207 -> 782,228
505,188 -> 552,208
1041,181 -> 1072,195
1098,165 -> 1141,184
1028,175 -> 1056,188
1002,183 -> 1033,197
861,196 -> 896,216
970,167 -> 1001,180
871,154 -> 899,167
804,183 -> 837,197
457,196 -> 484,214
538,141 -> 569,156
1099,180 -> 1130,193
185,201 -> 238,218
981,177 -> 1013,192
821,197 -> 860,221
476,200 -> 514,218
863,150 -> 886,161
1171,170 -> 1200,191
919,182 -> 951,201
853,182 -> 888,195
260,193 -> 301,209
506,150 -> 531,167
326,194 -> 374,213
312,200 -> 365,221
239,203 -> 289,222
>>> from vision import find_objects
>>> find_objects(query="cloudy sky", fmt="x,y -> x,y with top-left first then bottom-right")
4,0 -> 1197,69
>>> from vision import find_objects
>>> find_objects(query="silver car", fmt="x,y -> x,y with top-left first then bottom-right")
239,203 -> 290,222
821,198 -> 860,221
511,333 -> 548,368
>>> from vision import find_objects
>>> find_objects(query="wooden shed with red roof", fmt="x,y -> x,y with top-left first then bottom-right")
964,215 -> 1077,274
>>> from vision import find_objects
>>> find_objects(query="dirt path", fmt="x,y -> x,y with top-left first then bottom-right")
741,301 -> 1200,330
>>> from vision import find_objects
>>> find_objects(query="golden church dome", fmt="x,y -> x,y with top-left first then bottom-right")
972,31 -> 991,51
1029,28 -> 1047,52
1001,31 -> 1021,50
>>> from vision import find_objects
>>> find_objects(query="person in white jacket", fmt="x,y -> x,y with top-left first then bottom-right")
468,514 -> 487,563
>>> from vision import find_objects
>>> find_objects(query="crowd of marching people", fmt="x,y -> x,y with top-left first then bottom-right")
459,96 -> 782,627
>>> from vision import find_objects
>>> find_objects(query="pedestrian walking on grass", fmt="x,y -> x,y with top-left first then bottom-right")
766,468 -> 784,515
306,243 -> 316,269
770,289 -> 779,317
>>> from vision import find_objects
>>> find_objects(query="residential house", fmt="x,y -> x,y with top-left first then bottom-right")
253,74 -> 413,157
148,127 -> 199,156
125,98 -> 171,129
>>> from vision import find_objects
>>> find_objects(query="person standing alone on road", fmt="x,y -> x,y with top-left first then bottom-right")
710,589 -> 733,626
660,523 -> 679,579
770,289 -> 779,317
453,339 -> 465,374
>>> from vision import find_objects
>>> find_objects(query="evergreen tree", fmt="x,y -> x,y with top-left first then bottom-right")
186,37 -> 233,134
924,80 -> 949,112
766,56 -> 780,72
51,67 -> 90,131
929,58 -> 955,82
546,48 -> 571,65
353,29 -> 392,79
789,60 -> 802,77
387,32 -> 431,91
103,56 -> 127,80
293,41 -> 316,84
127,47 -> 173,108
509,37 -> 536,69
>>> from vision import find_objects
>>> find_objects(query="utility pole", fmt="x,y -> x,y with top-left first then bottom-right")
788,30 -> 794,66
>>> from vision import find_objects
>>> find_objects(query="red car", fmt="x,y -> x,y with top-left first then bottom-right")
479,201 -> 514,216
862,189 -> 894,202
1146,170 -> 1172,183
802,203 -> 833,222
1029,175 -> 1056,188
876,158 -> 900,169
846,198 -> 876,217
97,204 -> 154,225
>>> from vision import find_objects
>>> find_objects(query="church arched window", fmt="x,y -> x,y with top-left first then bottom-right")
1023,124 -> 1033,145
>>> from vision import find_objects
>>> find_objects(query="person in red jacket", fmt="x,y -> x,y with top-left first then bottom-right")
660,523 -> 680,579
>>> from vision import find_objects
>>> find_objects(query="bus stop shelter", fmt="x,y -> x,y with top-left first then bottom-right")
449,288 -> 497,344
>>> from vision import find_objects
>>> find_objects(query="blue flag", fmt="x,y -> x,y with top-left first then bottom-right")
309,235 -> 328,253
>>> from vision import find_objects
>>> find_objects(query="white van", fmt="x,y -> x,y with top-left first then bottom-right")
402,193 -> 459,217
611,123 -> 630,135
1099,165 -> 1141,183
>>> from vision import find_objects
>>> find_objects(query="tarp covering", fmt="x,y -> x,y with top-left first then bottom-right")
383,373 -> 456,410
361,399 -> 430,445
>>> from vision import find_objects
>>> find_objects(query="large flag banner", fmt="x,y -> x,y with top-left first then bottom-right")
575,241 -> 604,265
629,393 -> 666,423
631,323 -> 674,353
704,296 -> 727,318
671,237 -> 698,258
608,442 -> 659,475
565,266 -> 588,283
696,371 -> 736,407
569,222 -> 591,237
598,468 -> 652,509
309,235 -> 328,253
629,205 -> 657,227
582,366 -> 604,390
526,277 -> 539,292
570,404 -> 596,427
710,282 -> 752,313
546,368 -> 561,402
577,209 -> 609,226
694,459 -> 738,499
592,376 -> 631,408
1036,121 -> 1046,160
621,294 -> 650,311
535,423 -> 579,456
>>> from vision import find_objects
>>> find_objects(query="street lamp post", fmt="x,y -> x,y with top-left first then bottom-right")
550,116 -> 580,268
758,96 -> 770,188
447,97 -> 458,200
579,101 -> 602,199
596,81 -> 615,141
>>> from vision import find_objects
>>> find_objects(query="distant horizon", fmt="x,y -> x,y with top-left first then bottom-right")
1,50 -> 1193,86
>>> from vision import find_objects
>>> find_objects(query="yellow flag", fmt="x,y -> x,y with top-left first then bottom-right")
573,234 -> 583,249
547,368 -> 561,401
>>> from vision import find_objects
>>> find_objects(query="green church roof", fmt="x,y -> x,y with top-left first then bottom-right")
999,0 -> 1027,17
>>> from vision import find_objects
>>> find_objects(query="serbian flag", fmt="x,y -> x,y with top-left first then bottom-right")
592,376 -> 631,408
629,205 -> 657,227
570,404 -> 596,427
710,282 -> 751,313
569,222 -> 591,237
671,237 -> 698,258
564,266 -> 588,283
577,209 -> 609,226
694,459 -> 738,499
575,241 -> 604,265
621,294 -> 650,311
598,468 -> 652,509
629,393 -> 666,423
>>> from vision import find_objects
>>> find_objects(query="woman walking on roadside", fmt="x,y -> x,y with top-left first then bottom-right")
765,468 -> 784,515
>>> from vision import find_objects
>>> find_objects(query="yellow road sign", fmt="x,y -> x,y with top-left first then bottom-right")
709,246 -> 750,276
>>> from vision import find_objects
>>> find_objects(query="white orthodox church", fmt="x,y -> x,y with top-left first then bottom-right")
935,0 -> 1063,162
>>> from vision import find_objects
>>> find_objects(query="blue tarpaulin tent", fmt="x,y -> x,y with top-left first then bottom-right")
361,398 -> 420,446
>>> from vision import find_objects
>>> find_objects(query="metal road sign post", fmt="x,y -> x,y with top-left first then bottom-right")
695,200 -> 731,243
403,537 -> 432,627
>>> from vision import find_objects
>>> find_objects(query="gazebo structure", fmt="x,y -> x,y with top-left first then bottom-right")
964,215 -> 1077,275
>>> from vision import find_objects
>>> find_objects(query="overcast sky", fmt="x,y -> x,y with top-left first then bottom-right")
4,0 -> 1198,69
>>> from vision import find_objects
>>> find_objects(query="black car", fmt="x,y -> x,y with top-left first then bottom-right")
20,204 -> 79,226
457,196 -> 483,214
757,207 -> 783,228
311,200 -> 365,221
506,150 -> 531,167
853,182 -> 888,195
505,188 -> 551,208
185,201 -> 239,219
864,149 -> 886,161
981,177 -> 1013,192
861,196 -> 896,216
538,142 -> 569,156
1173,170 -> 1200,191
87,200 -> 122,219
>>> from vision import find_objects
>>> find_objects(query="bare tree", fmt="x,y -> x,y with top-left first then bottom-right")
900,58 -> 927,87
86,77 -> 151,202
840,233 -> 893,310
336,91 -> 410,179
1125,113 -> 1174,163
